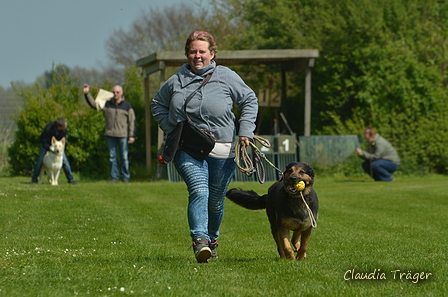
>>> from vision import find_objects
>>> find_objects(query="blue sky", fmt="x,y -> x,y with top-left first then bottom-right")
0,0 -> 199,88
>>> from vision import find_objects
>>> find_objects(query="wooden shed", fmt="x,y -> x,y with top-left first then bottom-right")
136,49 -> 319,171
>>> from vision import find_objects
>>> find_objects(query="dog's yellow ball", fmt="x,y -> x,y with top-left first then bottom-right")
294,181 -> 305,191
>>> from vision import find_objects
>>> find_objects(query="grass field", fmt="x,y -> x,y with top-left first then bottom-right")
1,175 -> 447,296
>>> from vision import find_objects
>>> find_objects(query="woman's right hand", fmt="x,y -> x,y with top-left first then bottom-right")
83,84 -> 89,94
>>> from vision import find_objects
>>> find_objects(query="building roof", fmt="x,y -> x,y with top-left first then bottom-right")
136,49 -> 319,75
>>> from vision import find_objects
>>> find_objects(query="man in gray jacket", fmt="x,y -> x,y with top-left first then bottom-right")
83,84 -> 135,183
355,126 -> 400,181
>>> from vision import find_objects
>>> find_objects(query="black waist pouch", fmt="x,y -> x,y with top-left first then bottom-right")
180,120 -> 216,161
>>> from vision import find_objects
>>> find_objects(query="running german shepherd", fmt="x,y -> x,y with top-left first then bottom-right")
226,162 -> 318,260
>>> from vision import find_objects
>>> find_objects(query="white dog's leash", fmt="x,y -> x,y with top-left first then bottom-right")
300,191 -> 317,228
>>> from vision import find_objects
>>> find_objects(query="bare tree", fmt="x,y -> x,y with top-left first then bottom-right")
70,65 -> 123,87
0,87 -> 23,173
106,4 -> 201,66
104,1 -> 246,67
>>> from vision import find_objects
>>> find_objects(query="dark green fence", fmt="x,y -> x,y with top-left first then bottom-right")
299,135 -> 360,167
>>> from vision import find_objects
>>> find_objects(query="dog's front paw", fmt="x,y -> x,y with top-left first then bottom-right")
296,251 -> 307,261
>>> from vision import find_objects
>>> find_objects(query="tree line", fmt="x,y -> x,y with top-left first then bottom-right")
5,0 -> 448,177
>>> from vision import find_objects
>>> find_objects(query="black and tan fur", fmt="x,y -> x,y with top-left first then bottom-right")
226,162 -> 318,260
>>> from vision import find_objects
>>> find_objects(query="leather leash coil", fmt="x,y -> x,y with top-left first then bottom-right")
235,135 -> 284,184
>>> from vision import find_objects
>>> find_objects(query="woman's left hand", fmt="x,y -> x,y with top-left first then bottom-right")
239,136 -> 251,147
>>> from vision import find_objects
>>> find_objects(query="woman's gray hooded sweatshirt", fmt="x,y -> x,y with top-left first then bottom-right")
151,62 -> 258,143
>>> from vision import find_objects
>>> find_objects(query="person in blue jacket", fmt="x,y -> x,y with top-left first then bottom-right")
151,31 -> 259,263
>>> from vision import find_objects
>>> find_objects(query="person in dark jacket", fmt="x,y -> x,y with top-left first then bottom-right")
31,117 -> 77,184
83,84 -> 136,183
355,126 -> 400,181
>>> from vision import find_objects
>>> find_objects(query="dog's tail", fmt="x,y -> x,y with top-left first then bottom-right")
226,188 -> 267,210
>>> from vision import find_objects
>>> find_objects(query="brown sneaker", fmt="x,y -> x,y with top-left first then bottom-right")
209,240 -> 218,259
192,236 -> 211,263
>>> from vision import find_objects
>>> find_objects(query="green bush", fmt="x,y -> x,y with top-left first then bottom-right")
312,153 -> 366,179
7,65 -> 149,180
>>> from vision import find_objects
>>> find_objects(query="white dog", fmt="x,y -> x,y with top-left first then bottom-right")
39,136 -> 66,185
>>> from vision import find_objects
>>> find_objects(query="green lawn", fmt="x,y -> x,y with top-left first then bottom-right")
0,175 -> 447,296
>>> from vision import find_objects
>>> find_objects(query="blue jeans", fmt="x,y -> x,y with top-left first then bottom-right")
106,136 -> 130,181
173,150 -> 236,242
362,159 -> 399,181
31,144 -> 74,183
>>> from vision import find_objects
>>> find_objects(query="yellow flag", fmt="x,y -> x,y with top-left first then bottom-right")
95,89 -> 113,110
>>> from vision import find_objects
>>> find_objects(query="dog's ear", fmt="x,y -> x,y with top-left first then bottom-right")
60,137 -> 66,146
51,136 -> 56,144
284,163 -> 293,175
305,163 -> 315,178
